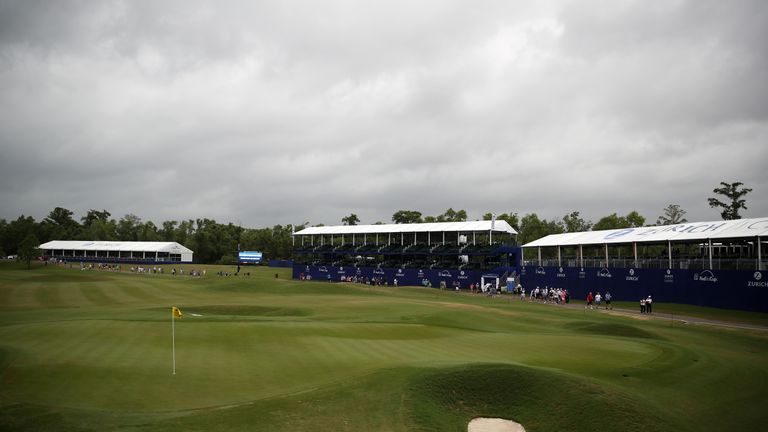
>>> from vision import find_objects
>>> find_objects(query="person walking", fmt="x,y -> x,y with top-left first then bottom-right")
586,292 -> 594,310
646,295 -> 653,314
605,291 -> 612,309
640,297 -> 646,314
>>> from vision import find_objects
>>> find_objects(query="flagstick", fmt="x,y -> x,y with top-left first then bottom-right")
172,311 -> 176,375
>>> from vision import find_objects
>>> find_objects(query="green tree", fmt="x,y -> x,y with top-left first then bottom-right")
341,213 -> 360,225
81,209 -> 111,227
3,215 -> 38,255
436,208 -> 467,222
117,214 -> 142,241
161,220 -> 178,241
562,211 -> 592,232
392,210 -> 423,224
518,213 -> 564,245
656,204 -> 688,225
42,207 -> 79,240
80,209 -> 116,240
708,181 -> 752,220
18,233 -> 40,269
593,211 -> 646,230
625,211 -> 646,227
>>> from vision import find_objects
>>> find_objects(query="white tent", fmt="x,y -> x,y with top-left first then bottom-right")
294,220 -> 517,236
39,240 -> 194,262
522,217 -> 768,271
523,217 -> 768,248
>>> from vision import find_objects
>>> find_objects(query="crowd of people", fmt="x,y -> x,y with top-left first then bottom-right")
522,285 -> 572,304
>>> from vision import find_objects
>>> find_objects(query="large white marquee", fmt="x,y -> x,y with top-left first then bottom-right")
39,240 -> 194,262
522,217 -> 768,248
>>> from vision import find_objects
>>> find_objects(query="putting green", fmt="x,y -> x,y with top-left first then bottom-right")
0,263 -> 766,431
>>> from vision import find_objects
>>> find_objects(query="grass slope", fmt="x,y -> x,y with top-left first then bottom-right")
0,262 -> 766,431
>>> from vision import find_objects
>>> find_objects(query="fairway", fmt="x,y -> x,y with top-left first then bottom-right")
1,263 -> 766,431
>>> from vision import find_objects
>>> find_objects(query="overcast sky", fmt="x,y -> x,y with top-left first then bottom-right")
1,0 -> 766,229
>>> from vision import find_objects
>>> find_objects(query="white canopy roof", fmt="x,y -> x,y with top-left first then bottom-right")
294,220 -> 517,236
39,240 -> 193,254
523,217 -> 768,248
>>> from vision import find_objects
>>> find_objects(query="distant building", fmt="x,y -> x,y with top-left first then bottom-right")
38,240 -> 193,263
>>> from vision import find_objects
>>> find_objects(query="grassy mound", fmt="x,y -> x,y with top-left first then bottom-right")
406,364 -> 672,432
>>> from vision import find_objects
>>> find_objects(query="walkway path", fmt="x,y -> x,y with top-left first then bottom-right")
542,299 -> 768,332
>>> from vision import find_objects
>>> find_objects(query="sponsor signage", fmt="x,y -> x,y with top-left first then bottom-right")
664,269 -> 674,284
626,268 -> 639,282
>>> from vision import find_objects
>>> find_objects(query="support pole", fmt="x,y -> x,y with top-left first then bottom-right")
668,240 -> 672,269
758,236 -> 763,271
579,244 -> 584,269
604,244 -> 609,268
708,238 -> 713,270
557,246 -> 561,267
538,247 -> 542,266
633,242 -> 638,268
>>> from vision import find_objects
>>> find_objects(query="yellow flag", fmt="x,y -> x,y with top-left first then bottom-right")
172,306 -> 182,318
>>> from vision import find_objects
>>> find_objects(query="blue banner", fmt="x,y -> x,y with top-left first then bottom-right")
520,265 -> 768,312
293,264 -> 514,289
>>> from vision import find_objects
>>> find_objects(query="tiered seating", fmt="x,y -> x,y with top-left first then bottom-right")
432,243 -> 461,254
404,243 -> 432,254
379,244 -> 404,254
334,243 -> 356,252
356,244 -> 381,253
314,244 -> 335,253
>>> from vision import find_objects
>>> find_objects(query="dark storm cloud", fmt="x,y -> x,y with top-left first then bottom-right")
0,0 -> 765,229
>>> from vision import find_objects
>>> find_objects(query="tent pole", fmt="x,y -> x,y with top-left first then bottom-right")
557,246 -> 561,267
758,236 -> 762,271
633,242 -> 638,268
668,240 -> 672,269
538,247 -> 542,266
604,244 -> 609,268
708,238 -> 713,270
579,244 -> 583,269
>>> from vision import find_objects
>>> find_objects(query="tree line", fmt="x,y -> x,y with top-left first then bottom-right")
0,181 -> 752,264
0,208 -> 304,264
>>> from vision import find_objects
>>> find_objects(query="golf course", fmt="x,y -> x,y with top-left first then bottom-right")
1,262 -> 766,431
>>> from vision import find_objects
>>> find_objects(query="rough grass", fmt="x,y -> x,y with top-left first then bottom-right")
0,262 -> 766,431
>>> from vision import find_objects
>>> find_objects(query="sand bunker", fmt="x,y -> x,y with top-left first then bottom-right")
468,417 -> 526,432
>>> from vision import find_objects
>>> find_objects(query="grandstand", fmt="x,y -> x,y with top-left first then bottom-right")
521,217 -> 768,311
38,240 -> 194,263
292,221 -> 520,288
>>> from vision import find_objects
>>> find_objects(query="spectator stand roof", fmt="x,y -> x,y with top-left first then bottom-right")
522,217 -> 768,248
293,220 -> 518,236
39,240 -> 194,254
